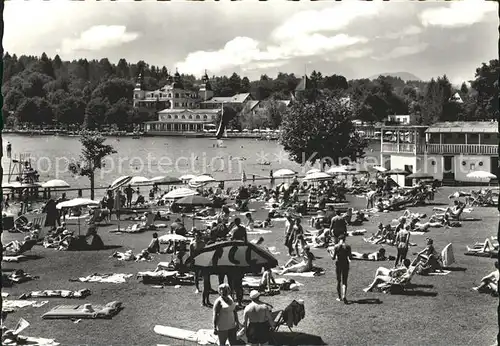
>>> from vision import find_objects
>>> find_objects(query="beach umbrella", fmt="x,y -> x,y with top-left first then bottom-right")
466,171 -> 497,179
163,188 -> 198,199
179,174 -> 196,182
384,168 -> 410,175
176,195 -> 213,207
129,176 -> 150,186
306,168 -> 321,175
56,198 -> 100,235
41,179 -> 70,188
190,175 -> 216,184
326,166 -> 349,174
184,241 -> 278,274
304,172 -> 332,181
242,129 -> 249,132
252,129 -> 260,133
158,233 -> 189,244
56,198 -> 100,210
366,166 -> 387,173
407,172 -> 434,179
110,176 -> 132,190
150,176 -> 182,185
273,169 -> 296,178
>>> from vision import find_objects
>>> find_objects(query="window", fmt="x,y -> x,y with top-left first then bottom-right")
181,115 -> 186,119
174,115 -> 178,119
167,115 -> 172,119
175,93 -> 180,98
134,94 -> 138,99
203,115 -> 207,120
470,163 -> 475,170
174,102 -> 179,107
159,93 -> 163,98
189,115 -> 193,120
196,115 -> 200,120
168,94 -> 172,98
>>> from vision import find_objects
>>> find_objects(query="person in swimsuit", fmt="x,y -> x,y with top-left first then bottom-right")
213,283 -> 240,345
329,234 -> 352,303
395,225 -> 410,267
472,261 -> 499,295
190,231 -> 206,293
329,210 -> 348,244
243,290 -> 275,346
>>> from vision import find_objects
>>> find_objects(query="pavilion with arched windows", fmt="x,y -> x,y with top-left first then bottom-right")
144,108 -> 221,134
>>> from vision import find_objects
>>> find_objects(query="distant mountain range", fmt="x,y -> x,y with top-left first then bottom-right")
369,72 -> 422,81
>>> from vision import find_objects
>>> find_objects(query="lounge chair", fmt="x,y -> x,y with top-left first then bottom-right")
377,270 -> 416,294
271,299 -> 305,332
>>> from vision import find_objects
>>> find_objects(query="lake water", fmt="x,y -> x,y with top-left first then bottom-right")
2,134 -> 381,192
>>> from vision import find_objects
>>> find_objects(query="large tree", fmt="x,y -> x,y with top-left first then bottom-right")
68,133 -> 116,200
280,91 -> 368,168
469,59 -> 499,120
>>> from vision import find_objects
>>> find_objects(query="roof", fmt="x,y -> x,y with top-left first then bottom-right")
277,100 -> 291,106
426,121 -> 498,133
201,93 -> 251,104
158,108 -> 221,114
247,100 -> 260,111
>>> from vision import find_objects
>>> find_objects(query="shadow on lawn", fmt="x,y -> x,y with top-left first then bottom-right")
271,331 -> 327,345
443,267 -> 467,272
392,290 -> 438,297
347,298 -> 382,305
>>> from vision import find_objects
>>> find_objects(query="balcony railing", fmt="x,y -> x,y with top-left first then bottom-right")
381,143 -> 425,153
426,144 -> 498,155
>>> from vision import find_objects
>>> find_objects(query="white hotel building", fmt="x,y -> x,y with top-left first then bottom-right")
379,121 -> 498,186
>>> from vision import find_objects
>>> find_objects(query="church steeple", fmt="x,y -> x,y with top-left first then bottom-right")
134,73 -> 143,90
199,69 -> 213,101
172,68 -> 184,89
201,69 -> 212,91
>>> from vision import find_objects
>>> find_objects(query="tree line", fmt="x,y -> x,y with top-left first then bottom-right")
2,52 -> 498,130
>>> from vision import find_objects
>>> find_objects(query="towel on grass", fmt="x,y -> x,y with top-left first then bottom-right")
242,276 -> 302,287
247,230 -> 272,235
427,270 -> 452,276
19,289 -> 91,299
410,231 -> 427,236
3,336 -> 59,346
72,273 -> 133,283
3,300 -> 48,312
283,271 -> 325,278
348,229 -> 367,236
3,255 -> 27,263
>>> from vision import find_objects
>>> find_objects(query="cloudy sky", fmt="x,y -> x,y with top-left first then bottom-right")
4,0 -> 498,84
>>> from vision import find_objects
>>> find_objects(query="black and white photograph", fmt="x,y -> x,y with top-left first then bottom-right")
1,0 -> 499,345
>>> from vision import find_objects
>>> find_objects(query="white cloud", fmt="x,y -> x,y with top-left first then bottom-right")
419,0 -> 496,28
60,25 -> 140,54
383,25 -> 423,40
374,43 -> 429,61
326,48 -> 373,62
271,3 -> 382,41
176,33 -> 366,76
176,5 -> 374,75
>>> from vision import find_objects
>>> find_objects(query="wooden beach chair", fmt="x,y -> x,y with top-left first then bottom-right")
271,299 -> 306,332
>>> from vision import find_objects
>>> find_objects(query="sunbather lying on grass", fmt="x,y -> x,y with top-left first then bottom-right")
402,209 -> 427,220
279,246 -> 315,274
3,235 -> 37,254
467,238 -> 499,253
111,249 -> 151,261
352,248 -> 390,261
472,261 -> 499,296
364,224 -> 395,245
363,259 -> 418,292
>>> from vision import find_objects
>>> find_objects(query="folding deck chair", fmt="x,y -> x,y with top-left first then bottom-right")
271,299 -> 305,332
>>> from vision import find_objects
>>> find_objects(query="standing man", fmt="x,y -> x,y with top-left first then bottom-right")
124,184 -> 134,208
190,231 -> 205,294
395,225 -> 411,267
329,210 -> 348,244
329,234 -> 352,303
243,290 -> 275,346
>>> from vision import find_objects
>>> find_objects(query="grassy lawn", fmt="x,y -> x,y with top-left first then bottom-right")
2,186 -> 498,345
